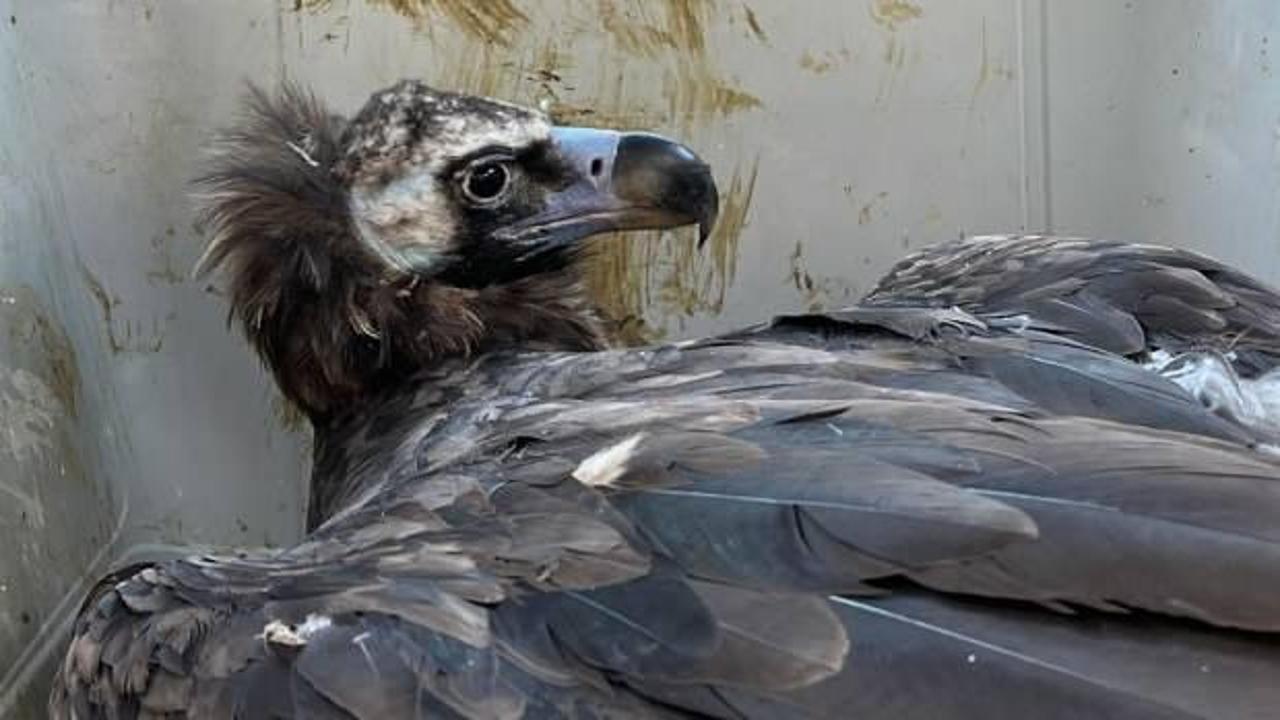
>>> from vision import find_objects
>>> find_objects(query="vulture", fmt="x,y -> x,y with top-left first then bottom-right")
50,80 -> 1280,719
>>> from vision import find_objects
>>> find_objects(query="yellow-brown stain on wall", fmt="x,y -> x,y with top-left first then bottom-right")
599,2 -> 678,59
594,0 -> 761,135
548,63 -> 664,132
800,50 -> 834,74
421,29 -> 569,111
786,242 -> 857,312
584,234 -> 661,345
296,0 -> 528,45
431,40 -> 520,100
367,0 -> 528,45
869,0 -> 923,31
594,0 -> 710,55
584,158 -> 759,343
529,38 -> 573,84
663,70 -> 762,133
665,0 -> 707,52
551,101 -> 666,132
800,47 -> 853,76
869,0 -> 919,103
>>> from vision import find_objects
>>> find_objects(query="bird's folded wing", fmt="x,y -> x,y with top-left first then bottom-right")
467,347 -> 1280,630
54,340 -> 1280,717
864,234 -> 1280,374
732,304 -> 1267,445
50,463 -> 855,717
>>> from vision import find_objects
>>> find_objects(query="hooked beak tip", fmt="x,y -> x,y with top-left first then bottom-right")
499,128 -> 720,251
697,208 -> 717,248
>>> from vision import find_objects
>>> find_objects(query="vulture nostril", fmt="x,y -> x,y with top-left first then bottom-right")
590,157 -> 604,177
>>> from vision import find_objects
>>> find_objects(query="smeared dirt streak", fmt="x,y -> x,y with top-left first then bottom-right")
0,285 -> 80,418
869,1 -> 918,103
742,4 -> 767,43
585,158 -> 759,343
665,0 -> 707,52
595,0 -> 761,135
869,0 -> 923,31
367,0 -> 528,46
788,241 -> 857,312
663,70 -> 762,133
78,262 -> 167,355
0,286 -> 87,536
569,1 -> 762,339
800,50 -> 834,74
297,0 -> 528,45
600,2 -> 678,59
146,226 -> 185,286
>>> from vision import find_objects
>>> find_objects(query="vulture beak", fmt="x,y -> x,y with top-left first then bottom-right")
495,127 -> 720,252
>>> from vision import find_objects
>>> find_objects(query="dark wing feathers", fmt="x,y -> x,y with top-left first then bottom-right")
866,234 -> 1280,375
608,445 -> 1036,592
599,588 -> 1280,720
55,312 -> 1280,716
727,308 -> 1266,446
55,488 -> 845,718
684,581 -> 849,689
900,419 -> 1280,629
807,592 -> 1280,720
956,331 -> 1256,443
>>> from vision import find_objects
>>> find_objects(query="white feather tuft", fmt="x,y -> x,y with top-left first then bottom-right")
1145,349 -> 1280,436
573,433 -> 648,487
261,613 -> 333,647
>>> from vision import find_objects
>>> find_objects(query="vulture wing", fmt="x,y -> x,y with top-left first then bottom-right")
864,235 -> 1280,374
53,334 -> 1280,718
729,306 -> 1265,446
50,465 -> 851,718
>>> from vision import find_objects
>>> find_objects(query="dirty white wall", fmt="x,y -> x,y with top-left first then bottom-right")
2,0 -> 1279,714
1045,0 -> 1280,278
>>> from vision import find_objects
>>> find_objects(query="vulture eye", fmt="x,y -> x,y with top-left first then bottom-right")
460,160 -> 511,204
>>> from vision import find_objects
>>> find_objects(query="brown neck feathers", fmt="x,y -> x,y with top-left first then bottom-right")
253,270 -> 607,420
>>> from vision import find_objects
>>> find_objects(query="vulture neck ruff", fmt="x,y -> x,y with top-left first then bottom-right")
194,83 -> 606,422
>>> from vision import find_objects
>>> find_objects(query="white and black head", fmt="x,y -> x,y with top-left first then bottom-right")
194,80 -> 717,418
334,80 -> 716,284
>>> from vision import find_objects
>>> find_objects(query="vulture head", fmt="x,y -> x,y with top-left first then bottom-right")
194,80 -> 718,419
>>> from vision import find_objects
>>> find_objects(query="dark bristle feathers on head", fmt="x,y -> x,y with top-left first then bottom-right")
192,82 -> 607,421
192,82 -> 374,419
193,82 -> 351,286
